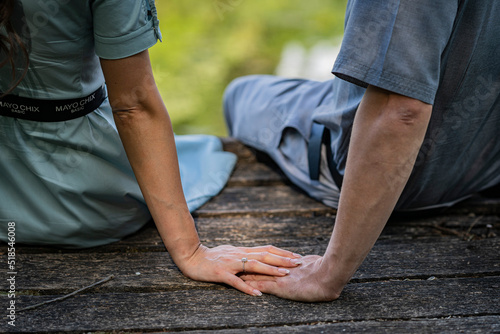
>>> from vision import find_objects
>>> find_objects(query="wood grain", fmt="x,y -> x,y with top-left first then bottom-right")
2,237 -> 498,294
4,277 -> 499,333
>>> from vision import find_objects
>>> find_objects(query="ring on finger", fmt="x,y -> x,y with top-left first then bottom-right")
241,257 -> 248,272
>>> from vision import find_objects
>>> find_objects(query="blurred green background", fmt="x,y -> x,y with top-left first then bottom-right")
149,0 -> 347,136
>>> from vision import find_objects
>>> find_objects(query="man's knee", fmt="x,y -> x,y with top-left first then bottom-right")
223,75 -> 270,135
223,77 -> 247,133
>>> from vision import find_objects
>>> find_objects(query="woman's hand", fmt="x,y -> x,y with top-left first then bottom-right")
240,255 -> 342,302
179,244 -> 302,296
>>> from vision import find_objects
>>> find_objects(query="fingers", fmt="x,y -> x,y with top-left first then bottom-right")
244,245 -> 302,259
239,274 -> 277,281
254,252 -> 302,268
224,273 -> 263,297
245,279 -> 278,295
240,246 -> 303,268
242,258 -> 291,276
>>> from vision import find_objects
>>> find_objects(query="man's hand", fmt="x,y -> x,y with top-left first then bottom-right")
240,255 -> 341,302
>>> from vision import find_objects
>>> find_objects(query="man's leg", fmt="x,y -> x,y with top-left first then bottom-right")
224,75 -> 340,207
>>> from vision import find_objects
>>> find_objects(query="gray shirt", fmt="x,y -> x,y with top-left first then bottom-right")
321,0 -> 500,210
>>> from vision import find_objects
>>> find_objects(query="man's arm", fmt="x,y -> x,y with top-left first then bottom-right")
245,85 -> 432,301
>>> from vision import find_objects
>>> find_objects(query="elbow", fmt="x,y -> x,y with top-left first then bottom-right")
110,101 -> 171,132
108,91 -> 168,127
365,85 -> 433,129
110,106 -> 149,127
384,93 -> 433,128
393,100 -> 432,127
364,88 -> 432,132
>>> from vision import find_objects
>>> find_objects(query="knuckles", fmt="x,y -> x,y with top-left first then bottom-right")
259,251 -> 271,260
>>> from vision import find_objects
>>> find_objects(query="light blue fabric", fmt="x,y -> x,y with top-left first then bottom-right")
177,135 -> 237,212
0,0 -> 237,248
225,0 -> 500,211
0,106 -> 236,248
0,0 -> 161,99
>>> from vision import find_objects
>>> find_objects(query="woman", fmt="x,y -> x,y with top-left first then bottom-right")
0,0 -> 301,297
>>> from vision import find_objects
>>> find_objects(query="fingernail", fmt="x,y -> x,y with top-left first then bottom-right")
278,268 -> 290,275
253,290 -> 262,297
291,259 -> 302,265
293,253 -> 302,258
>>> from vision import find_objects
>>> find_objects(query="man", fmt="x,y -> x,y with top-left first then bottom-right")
224,0 -> 500,301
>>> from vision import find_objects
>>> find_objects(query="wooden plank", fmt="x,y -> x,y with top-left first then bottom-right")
4,277 -> 499,333
221,137 -> 258,163
384,213 -> 500,241
115,213 -> 499,246
356,237 -> 500,281
194,214 -> 500,245
2,237 -> 498,293
177,315 -> 500,334
195,185 -> 336,217
100,213 -> 498,253
2,213 -> 498,254
197,185 -> 499,218
227,162 -> 286,187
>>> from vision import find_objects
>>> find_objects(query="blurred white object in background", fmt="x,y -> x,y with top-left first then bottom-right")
275,40 -> 341,81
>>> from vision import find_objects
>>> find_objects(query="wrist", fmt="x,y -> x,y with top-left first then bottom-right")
167,236 -> 202,266
153,209 -> 201,266
318,252 -> 355,298
172,241 -> 204,275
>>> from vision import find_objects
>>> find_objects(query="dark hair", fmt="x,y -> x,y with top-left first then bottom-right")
0,0 -> 29,97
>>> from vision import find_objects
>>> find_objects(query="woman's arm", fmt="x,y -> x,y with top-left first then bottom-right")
100,50 -> 300,296
244,85 -> 432,301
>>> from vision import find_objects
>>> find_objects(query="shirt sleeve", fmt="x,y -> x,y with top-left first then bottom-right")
332,0 -> 458,104
92,0 -> 162,60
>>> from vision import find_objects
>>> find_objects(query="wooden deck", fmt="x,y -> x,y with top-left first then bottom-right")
1,139 -> 499,333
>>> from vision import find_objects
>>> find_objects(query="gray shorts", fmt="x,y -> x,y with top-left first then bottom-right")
224,75 -> 340,208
